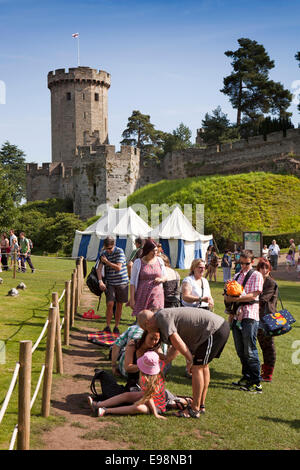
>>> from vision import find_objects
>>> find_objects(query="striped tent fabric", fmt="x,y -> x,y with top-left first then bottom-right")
148,207 -> 213,269
72,207 -> 153,261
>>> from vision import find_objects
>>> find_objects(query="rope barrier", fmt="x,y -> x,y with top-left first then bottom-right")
30,365 -> 45,410
8,425 -> 18,451
0,288 -> 66,427
0,363 -> 20,425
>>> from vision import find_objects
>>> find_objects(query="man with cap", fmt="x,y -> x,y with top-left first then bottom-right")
137,307 -> 230,418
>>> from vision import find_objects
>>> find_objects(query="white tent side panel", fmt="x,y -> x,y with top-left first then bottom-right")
72,232 -> 82,259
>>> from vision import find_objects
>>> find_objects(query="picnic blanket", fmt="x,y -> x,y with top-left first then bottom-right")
87,331 -> 120,347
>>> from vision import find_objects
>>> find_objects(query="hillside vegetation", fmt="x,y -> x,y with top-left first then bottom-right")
125,172 -> 300,242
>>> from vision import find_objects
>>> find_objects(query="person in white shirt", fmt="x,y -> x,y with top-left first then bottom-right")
181,259 -> 214,311
268,240 -> 280,271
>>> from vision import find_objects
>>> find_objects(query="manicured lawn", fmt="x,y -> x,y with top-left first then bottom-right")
0,260 -> 299,450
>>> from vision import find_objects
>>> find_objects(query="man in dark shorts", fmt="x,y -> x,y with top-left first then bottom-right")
137,307 -> 230,418
96,237 -> 129,334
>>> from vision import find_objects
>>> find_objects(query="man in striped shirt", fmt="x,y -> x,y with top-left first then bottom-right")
96,237 -> 129,334
225,250 -> 264,393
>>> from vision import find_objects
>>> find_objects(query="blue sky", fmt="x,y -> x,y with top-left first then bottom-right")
0,0 -> 300,164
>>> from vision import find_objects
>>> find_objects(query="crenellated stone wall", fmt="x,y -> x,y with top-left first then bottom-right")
160,128 -> 300,180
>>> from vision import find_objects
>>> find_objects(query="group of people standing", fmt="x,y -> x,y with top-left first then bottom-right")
88,236 -> 282,420
0,230 -> 35,273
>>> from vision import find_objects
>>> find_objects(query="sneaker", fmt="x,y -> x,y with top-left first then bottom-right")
232,377 -> 248,387
101,326 -> 111,333
31,269 -> 35,273
87,396 -> 97,413
97,407 -> 106,417
240,383 -> 263,394
113,326 -> 120,335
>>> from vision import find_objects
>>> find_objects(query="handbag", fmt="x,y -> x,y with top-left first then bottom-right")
261,294 -> 296,337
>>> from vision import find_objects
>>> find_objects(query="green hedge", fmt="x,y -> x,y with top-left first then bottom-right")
263,232 -> 300,248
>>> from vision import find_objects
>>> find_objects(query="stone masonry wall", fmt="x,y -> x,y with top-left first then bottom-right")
161,128 -> 300,179
72,144 -> 140,219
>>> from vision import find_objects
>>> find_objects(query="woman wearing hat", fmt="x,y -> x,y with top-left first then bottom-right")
129,239 -> 167,318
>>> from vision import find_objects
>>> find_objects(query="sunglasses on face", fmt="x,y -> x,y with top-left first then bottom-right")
241,262 -> 251,265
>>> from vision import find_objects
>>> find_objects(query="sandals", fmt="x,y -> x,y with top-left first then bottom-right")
172,397 -> 192,411
82,309 -> 101,320
200,405 -> 206,414
176,404 -> 201,419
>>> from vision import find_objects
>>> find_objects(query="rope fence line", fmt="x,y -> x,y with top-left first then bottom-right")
0,257 -> 85,450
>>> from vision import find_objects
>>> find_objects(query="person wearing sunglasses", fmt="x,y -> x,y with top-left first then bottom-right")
224,250 -> 264,393
181,259 -> 214,311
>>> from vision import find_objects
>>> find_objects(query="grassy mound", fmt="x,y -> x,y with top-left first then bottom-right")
125,172 -> 300,241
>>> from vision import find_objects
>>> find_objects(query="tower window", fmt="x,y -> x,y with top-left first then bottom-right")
66,92 -> 71,100
82,93 -> 85,100
93,183 -> 97,196
95,93 -> 99,101
83,112 -> 87,119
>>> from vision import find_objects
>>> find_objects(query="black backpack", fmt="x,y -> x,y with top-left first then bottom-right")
86,266 -> 106,297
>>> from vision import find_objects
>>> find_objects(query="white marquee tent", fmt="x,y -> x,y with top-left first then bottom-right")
148,207 -> 213,269
72,206 -> 153,261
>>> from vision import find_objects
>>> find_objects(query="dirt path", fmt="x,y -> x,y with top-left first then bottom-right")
37,286 -> 129,450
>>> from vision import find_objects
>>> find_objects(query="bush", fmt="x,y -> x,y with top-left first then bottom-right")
263,232 -> 300,248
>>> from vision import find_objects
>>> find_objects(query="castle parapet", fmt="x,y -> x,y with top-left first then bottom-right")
48,66 -> 111,89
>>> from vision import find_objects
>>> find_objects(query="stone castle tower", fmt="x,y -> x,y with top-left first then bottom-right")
26,66 -> 141,219
48,67 -> 110,166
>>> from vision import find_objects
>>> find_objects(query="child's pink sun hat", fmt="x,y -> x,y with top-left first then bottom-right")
137,351 -> 160,375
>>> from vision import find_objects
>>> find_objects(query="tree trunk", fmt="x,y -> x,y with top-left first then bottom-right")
236,77 -> 243,126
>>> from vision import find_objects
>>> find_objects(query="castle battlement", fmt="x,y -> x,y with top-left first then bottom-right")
48,67 -> 111,89
26,162 -> 66,176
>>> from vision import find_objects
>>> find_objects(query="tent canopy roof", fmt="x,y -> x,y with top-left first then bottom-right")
148,206 -> 212,242
76,206 -> 152,238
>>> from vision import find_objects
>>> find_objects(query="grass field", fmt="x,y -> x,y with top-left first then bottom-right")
0,257 -> 299,450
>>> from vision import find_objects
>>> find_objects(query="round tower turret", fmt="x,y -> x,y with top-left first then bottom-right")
48,66 -> 111,166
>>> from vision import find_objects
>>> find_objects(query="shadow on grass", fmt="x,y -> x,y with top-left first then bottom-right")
51,392 -> 92,417
165,364 -> 239,390
2,282 -> 58,344
259,416 -> 300,430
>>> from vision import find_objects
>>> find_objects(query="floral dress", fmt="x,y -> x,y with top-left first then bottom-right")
132,258 -> 165,317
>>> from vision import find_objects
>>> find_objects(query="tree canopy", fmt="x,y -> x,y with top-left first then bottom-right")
0,141 -> 26,204
221,38 -> 292,126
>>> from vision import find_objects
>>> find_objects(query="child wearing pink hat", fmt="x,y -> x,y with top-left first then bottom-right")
87,351 -> 191,419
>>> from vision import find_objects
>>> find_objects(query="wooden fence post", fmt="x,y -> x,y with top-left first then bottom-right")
80,256 -> 84,294
75,265 -> 80,314
64,280 -> 71,346
41,308 -> 57,418
71,269 -> 76,327
13,251 -> 17,279
52,292 -> 63,375
17,340 -> 32,450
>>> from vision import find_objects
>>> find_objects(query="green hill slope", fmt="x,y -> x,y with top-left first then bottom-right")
125,172 -> 300,242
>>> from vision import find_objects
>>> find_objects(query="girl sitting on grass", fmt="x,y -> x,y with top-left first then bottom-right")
87,351 -> 190,419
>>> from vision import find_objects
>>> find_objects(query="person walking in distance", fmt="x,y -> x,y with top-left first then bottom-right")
19,232 -> 35,273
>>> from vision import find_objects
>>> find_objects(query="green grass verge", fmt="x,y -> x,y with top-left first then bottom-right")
0,260 -> 299,450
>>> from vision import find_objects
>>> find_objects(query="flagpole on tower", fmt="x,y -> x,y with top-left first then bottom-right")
72,33 -> 80,67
